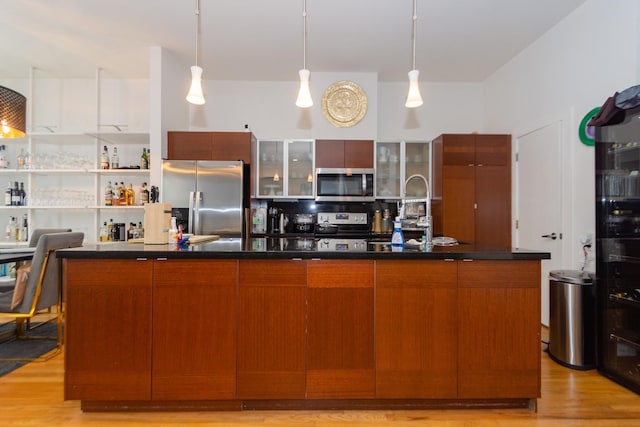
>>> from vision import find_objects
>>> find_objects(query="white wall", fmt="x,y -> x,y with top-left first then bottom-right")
484,0 -> 640,271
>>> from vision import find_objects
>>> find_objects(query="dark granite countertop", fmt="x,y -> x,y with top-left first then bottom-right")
58,237 -> 550,260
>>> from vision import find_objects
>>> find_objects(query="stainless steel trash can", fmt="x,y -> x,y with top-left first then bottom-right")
548,270 -> 596,370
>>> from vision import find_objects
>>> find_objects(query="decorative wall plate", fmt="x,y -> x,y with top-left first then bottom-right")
321,81 -> 368,128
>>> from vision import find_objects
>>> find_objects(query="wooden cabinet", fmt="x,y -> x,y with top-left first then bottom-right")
64,259 -> 153,401
152,259 -> 237,400
432,134 -> 511,248
375,260 -> 458,398
237,259 -> 307,398
316,139 -> 373,168
457,260 -> 541,398
168,131 -> 254,163
306,260 -> 375,398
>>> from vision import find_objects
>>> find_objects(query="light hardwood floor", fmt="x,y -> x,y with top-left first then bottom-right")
1,326 -> 639,426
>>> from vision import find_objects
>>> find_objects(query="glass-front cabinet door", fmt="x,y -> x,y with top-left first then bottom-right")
376,141 -> 401,198
404,141 -> 431,197
375,141 -> 430,199
257,140 -> 284,197
287,139 -> 314,198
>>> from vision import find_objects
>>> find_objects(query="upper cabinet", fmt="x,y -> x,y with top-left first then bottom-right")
375,141 -> 431,199
167,131 -> 254,163
255,139 -> 314,199
316,139 -> 373,169
432,134 -> 511,247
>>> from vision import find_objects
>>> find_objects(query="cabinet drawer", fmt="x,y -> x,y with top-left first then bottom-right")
239,259 -> 306,286
376,259 -> 457,288
308,260 -> 373,288
458,260 -> 540,288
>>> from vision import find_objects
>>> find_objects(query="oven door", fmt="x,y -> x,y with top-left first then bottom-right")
314,168 -> 375,202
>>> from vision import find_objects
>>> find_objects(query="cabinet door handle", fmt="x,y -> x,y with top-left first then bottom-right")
468,163 -> 474,167
477,163 -> 483,167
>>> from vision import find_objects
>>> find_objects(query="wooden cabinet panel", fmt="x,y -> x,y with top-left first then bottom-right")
168,131 -> 253,163
433,133 -> 511,247
152,259 -> 237,400
64,259 -> 153,401
442,165 -> 475,244
306,260 -> 375,398
237,260 -> 306,398
316,139 -> 373,168
458,260 -> 541,399
168,131 -> 212,160
344,139 -> 374,168
375,260 -> 458,398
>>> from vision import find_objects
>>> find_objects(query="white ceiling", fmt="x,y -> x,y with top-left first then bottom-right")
0,0 -> 586,82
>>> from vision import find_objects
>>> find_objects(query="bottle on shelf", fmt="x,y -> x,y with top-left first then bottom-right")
5,216 -> 14,240
11,182 -> 20,206
16,149 -> 25,170
0,145 -> 7,169
99,221 -> 109,242
137,221 -> 144,238
18,214 -> 28,242
107,218 -> 114,241
127,223 -> 136,240
391,216 -> 405,251
18,182 -> 26,206
111,147 -> 119,169
101,145 -> 110,169
125,183 -> 135,206
140,182 -> 149,205
4,181 -> 12,206
140,148 -> 149,170
105,181 -> 114,206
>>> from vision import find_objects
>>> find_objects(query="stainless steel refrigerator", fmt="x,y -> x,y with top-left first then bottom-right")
161,160 -> 244,237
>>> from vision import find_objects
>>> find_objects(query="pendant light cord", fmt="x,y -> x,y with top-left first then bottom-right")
411,0 -> 417,70
302,0 -> 307,69
194,0 -> 200,67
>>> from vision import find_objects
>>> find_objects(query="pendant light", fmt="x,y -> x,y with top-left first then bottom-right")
296,0 -> 313,108
0,86 -> 27,138
405,0 -> 423,108
186,0 -> 205,105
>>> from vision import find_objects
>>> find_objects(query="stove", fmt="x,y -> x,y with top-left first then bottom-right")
315,212 -> 371,238
315,238 -> 368,252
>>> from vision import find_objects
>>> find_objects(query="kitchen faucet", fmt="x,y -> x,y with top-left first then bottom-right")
398,174 -> 432,246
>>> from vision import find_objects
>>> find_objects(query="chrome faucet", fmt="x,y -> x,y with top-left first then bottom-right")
398,174 -> 432,246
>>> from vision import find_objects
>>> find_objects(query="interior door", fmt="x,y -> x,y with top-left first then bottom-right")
516,122 -> 564,326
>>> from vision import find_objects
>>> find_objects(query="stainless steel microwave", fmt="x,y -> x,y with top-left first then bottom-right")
314,168 -> 375,202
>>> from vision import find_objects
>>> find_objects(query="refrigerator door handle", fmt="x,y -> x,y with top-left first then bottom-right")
188,191 -> 196,235
194,191 -> 202,234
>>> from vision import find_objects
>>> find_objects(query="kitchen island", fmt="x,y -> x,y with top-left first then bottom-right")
60,238 -> 550,412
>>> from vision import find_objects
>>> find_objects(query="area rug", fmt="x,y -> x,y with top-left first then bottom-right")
0,321 -> 58,377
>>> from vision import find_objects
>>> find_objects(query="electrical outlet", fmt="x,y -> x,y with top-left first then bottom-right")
580,232 -> 593,246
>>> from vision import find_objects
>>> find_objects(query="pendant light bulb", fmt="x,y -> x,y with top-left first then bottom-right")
186,65 -> 205,105
296,69 -> 313,108
405,69 -> 423,108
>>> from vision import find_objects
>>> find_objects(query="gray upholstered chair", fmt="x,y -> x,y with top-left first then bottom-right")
0,232 -> 84,354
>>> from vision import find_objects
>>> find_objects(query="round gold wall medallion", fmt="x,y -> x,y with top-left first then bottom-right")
321,81 -> 368,128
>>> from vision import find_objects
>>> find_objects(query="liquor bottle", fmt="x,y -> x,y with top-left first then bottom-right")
4,181 -> 12,206
11,181 -> 20,206
111,147 -> 119,169
117,182 -> 126,205
104,181 -> 114,206
18,182 -> 26,206
0,145 -> 7,169
16,149 -> 25,170
137,221 -> 144,238
140,182 -> 149,205
127,222 -> 136,240
5,216 -> 13,240
107,218 -> 114,241
101,145 -> 110,169
125,183 -> 135,206
18,214 -> 28,242
99,221 -> 109,242
140,148 -> 149,169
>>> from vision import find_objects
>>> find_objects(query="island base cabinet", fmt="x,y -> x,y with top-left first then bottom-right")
64,259 -> 153,401
306,260 -> 375,398
375,260 -> 458,398
237,260 -> 307,399
152,260 -> 237,400
457,260 -> 541,399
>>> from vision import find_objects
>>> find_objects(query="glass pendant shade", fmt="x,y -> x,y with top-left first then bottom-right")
405,69 -> 423,108
296,69 -> 313,108
186,66 -> 205,105
0,86 -> 27,138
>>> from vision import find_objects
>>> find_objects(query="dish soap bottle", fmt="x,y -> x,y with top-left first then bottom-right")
391,216 -> 404,250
